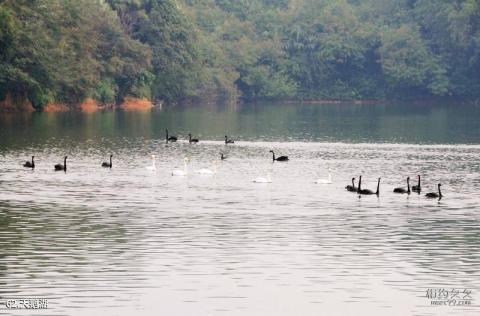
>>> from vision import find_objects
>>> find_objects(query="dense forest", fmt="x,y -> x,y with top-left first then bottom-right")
1,0 -> 479,110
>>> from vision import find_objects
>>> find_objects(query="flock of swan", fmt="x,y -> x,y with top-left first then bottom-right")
18,130 -> 444,200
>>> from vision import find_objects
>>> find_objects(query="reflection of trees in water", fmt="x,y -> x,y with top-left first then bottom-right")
1,102 -> 480,151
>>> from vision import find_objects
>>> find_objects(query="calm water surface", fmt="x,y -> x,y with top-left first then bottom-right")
0,102 -> 479,315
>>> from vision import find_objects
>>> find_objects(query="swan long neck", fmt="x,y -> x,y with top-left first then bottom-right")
438,184 -> 442,197
407,177 -> 410,193
352,178 -> 355,187
358,176 -> 362,191
166,129 -> 168,140
376,178 -> 380,195
271,151 -> 275,161
418,175 -> 421,187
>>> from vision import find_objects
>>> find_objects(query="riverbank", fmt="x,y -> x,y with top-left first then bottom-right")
2,94 -> 478,113
0,95 -> 156,113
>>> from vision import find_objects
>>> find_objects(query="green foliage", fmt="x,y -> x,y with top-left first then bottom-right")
94,79 -> 118,104
283,0 -> 381,99
0,6 -> 16,58
0,0 -> 150,109
239,65 -> 297,99
379,24 -> 449,95
1,0 -> 480,109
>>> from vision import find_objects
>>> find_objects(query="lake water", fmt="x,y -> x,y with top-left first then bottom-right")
0,101 -> 479,315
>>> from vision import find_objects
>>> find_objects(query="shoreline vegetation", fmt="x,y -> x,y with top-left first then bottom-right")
2,94 -> 477,113
1,1 -> 479,112
0,93 -> 156,113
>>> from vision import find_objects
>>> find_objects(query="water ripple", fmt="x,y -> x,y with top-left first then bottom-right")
0,138 -> 479,315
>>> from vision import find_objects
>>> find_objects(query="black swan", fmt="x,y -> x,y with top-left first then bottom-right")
393,177 -> 410,194
220,153 -> 227,160
412,175 -> 422,193
425,184 -> 442,199
102,155 -> 113,168
189,133 -> 199,143
166,129 -> 177,143
23,156 -> 35,169
270,150 -> 289,162
54,156 -> 67,171
358,176 -> 380,196
225,135 -> 234,144
412,175 -> 421,193
346,178 -> 356,192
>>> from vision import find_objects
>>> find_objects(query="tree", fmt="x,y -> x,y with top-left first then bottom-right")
379,24 -> 449,96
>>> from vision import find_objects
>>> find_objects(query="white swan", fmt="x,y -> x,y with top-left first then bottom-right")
146,155 -> 156,171
172,158 -> 189,176
315,172 -> 332,184
253,171 -> 272,183
196,161 -> 218,175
